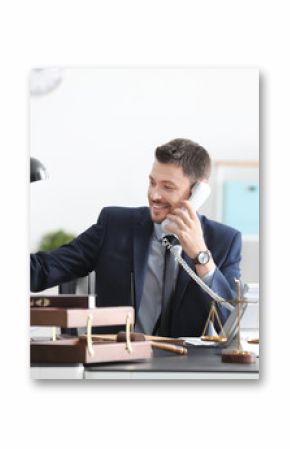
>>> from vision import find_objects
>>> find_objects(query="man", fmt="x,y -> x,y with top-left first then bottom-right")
31,138 -> 241,337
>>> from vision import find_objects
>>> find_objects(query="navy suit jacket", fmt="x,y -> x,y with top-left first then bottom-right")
30,207 -> 241,337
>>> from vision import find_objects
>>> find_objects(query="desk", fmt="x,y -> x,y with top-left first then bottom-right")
31,345 -> 259,380
84,346 -> 259,380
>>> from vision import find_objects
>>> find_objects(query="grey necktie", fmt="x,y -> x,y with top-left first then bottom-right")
154,235 -> 179,336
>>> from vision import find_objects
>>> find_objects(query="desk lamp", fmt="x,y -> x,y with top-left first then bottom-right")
30,157 -> 48,183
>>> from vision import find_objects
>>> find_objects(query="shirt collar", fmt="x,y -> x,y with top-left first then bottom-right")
153,223 -> 164,242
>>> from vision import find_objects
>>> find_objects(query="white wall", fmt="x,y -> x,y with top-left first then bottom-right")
30,68 -> 259,281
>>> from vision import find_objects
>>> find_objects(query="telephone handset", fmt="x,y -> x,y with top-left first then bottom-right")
161,181 -> 211,233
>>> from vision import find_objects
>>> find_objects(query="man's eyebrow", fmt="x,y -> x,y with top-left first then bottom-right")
149,175 -> 177,187
163,180 -> 177,186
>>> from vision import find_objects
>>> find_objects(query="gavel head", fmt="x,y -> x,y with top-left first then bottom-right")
116,331 -> 145,342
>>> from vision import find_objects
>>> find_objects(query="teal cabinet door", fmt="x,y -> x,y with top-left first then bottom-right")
222,181 -> 259,235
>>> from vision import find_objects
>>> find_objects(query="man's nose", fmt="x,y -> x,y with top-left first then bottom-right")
150,187 -> 162,201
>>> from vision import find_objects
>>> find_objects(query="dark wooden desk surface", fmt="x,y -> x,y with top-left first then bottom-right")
84,345 -> 259,377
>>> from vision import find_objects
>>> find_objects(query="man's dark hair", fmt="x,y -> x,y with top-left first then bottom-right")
155,138 -> 211,181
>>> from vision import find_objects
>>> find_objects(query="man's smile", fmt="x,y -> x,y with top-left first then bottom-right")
150,202 -> 170,213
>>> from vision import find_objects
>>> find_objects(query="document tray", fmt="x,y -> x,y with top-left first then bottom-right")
30,302 -> 153,364
31,306 -> 135,328
30,294 -> 93,309
31,338 -> 152,364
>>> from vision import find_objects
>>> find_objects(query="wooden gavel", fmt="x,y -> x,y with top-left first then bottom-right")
117,332 -> 187,355
81,332 -> 187,355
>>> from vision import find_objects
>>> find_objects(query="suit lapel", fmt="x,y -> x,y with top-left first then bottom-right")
172,251 -> 194,315
133,208 -> 153,312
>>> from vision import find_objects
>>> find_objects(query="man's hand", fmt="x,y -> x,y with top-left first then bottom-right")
163,200 -> 215,276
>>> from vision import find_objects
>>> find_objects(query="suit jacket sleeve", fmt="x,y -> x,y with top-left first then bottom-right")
30,208 -> 108,292
201,229 -> 242,324
213,230 -> 242,322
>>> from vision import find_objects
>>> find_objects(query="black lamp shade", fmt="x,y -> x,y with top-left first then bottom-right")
30,157 -> 48,182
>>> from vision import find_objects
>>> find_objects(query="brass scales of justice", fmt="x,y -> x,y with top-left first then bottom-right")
162,237 -> 258,364
200,278 -> 257,364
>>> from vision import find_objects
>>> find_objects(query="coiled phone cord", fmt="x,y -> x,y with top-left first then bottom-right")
161,237 -> 234,312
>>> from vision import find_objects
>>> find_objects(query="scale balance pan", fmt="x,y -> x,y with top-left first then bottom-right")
200,336 -> 228,343
247,338 -> 259,344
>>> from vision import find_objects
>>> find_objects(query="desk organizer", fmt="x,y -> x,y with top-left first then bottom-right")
30,295 -> 152,364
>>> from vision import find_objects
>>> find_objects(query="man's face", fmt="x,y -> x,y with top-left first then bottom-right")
148,160 -> 192,224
